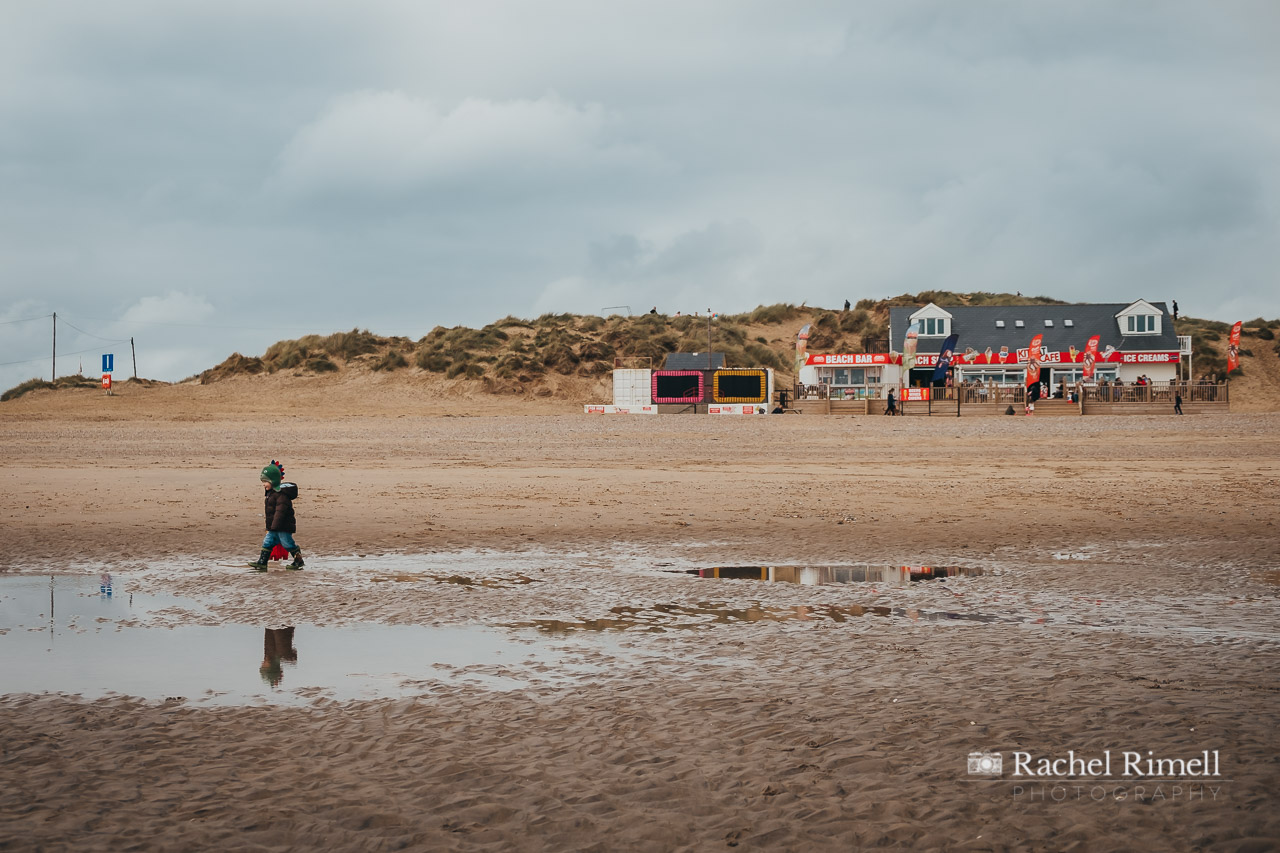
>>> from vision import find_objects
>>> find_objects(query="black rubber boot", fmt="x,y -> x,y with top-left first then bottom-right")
249,548 -> 270,571
286,549 -> 305,570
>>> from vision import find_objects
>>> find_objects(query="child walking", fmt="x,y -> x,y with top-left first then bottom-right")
249,460 -> 304,571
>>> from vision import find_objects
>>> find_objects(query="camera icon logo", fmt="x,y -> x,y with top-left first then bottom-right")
967,752 -> 1003,775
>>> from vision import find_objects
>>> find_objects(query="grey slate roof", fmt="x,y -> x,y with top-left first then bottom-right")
664,352 -> 726,370
888,303 -> 1179,355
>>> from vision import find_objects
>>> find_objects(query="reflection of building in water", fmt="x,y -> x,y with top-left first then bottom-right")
260,627 -> 298,687
695,565 -> 983,586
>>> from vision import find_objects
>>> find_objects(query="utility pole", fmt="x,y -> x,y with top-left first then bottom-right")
51,312 -> 56,381
131,337 -> 137,380
707,309 -> 712,369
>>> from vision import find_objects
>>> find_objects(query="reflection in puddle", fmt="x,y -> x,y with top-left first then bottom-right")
673,565 -> 984,586
260,627 -> 297,687
371,573 -> 539,588
0,572 -> 210,631
0,575 -> 607,705
510,601 -> 1007,634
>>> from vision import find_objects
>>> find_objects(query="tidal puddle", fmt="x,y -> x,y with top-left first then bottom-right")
672,565 -> 985,586
510,601 -> 1009,634
0,575 -> 607,706
371,573 -> 540,588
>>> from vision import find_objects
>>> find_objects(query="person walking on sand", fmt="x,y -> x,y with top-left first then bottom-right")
884,388 -> 897,416
1175,390 -> 1184,415
249,460 -> 304,571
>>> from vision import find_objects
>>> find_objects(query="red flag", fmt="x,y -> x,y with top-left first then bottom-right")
1227,321 -> 1243,373
1025,334 -> 1043,387
1082,335 -> 1101,380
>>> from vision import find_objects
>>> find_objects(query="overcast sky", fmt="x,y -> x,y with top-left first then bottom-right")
2,0 -> 1277,386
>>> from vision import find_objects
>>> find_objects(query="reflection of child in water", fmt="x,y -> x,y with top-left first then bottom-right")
259,627 -> 297,687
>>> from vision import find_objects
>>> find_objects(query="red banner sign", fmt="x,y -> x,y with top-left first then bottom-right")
1227,321 -> 1242,372
900,388 -> 931,401
1025,335 -> 1043,386
1082,335 -> 1101,380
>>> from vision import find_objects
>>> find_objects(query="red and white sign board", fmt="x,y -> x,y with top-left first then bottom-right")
808,350 -> 1179,367
806,353 -> 894,366
584,405 -> 658,414
101,374 -> 112,389
900,388 -> 930,401
708,405 -> 764,415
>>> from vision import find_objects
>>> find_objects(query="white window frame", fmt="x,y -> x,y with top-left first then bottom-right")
922,317 -> 949,337
1126,314 -> 1157,334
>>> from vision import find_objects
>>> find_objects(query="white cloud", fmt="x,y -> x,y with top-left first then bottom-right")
121,292 -> 216,325
271,90 -> 660,197
535,221 -> 766,316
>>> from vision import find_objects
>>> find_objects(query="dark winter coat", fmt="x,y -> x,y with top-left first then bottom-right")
264,483 -> 299,533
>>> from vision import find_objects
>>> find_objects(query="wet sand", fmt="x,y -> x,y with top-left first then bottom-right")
1,390 -> 1278,850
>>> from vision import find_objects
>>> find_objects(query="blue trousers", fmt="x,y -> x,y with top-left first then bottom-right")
262,531 -> 299,551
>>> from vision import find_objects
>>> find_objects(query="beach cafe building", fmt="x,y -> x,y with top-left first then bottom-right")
798,300 -> 1186,400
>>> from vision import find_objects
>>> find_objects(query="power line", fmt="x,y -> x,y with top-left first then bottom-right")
55,318 -> 130,344
0,345 -> 113,368
0,313 -> 53,326
61,313 -> 355,333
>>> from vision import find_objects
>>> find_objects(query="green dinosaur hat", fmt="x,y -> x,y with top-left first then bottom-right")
260,461 -> 283,491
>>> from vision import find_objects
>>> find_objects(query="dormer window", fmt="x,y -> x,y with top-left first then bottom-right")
1015,320 -> 1025,328
1044,320 -> 1053,327
909,303 -> 954,338
1064,320 -> 1074,327
1116,300 -> 1163,336
995,320 -> 1005,328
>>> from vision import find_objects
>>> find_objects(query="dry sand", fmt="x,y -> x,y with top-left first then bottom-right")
1,382 -> 1278,851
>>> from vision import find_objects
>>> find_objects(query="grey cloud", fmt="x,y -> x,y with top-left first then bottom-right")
1,0 -> 1277,391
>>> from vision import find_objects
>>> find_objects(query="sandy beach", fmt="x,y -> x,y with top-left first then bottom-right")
1,382 -> 1278,851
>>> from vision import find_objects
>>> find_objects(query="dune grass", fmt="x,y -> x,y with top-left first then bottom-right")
1,374 -> 101,401
164,295 -> 1280,393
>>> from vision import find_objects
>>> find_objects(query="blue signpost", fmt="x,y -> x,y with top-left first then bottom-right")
102,353 -> 115,395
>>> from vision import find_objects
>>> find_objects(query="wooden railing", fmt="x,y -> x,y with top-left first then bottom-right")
1083,382 -> 1226,403
958,384 -> 1027,404
795,381 -> 1229,408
